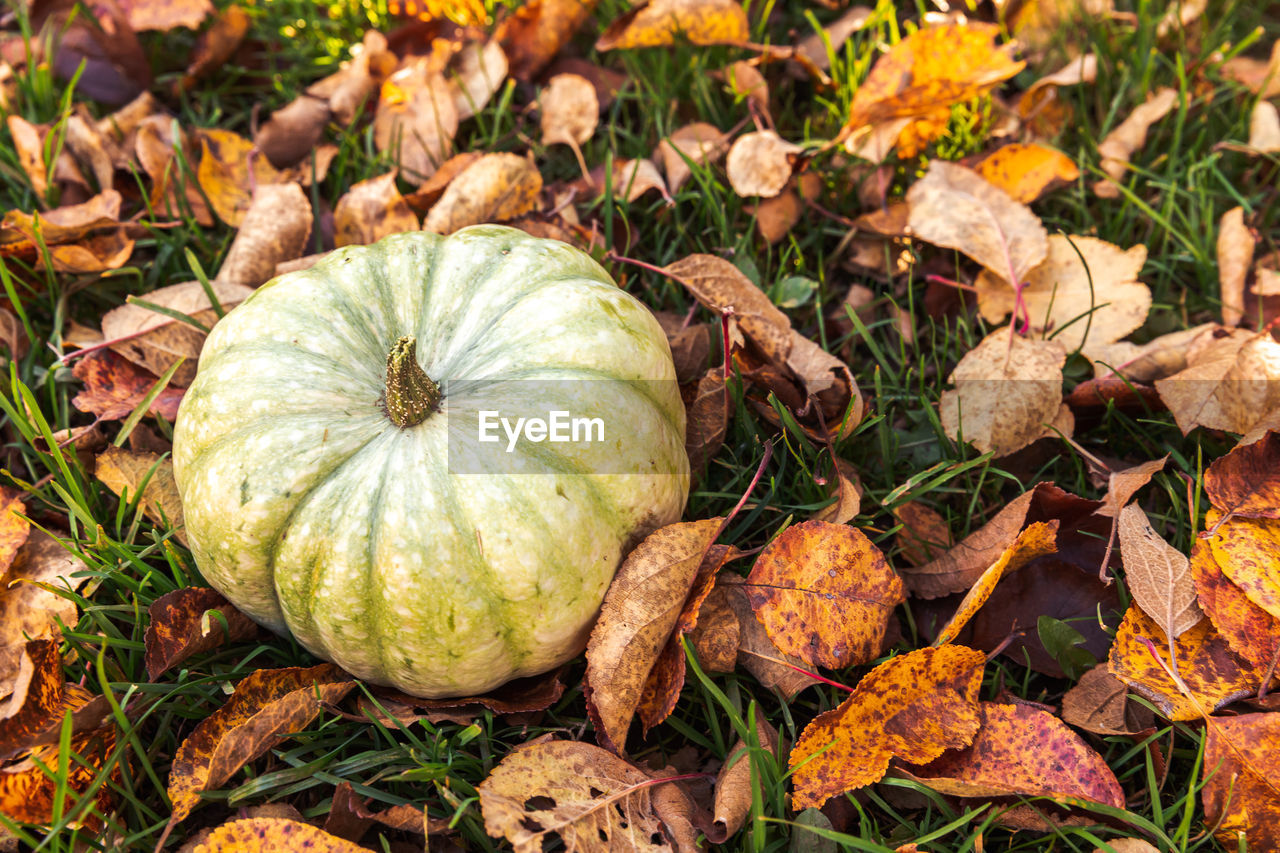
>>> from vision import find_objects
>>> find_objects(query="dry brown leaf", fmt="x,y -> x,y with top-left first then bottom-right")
1092,840 -> 1160,853
1093,87 -> 1180,198
812,457 -> 862,525
63,112 -> 115,192
687,585 -> 738,672
722,61 -> 769,121
1084,323 -> 1215,383
1061,663 -> 1151,736
0,308 -> 29,363
497,0 -> 596,81
939,330 -> 1066,458
217,182 -> 312,287
1249,100 -> 1280,153
709,716 -> 777,842
907,160 -> 1048,284
178,4 -> 251,92
101,279 -> 253,385
585,518 -> 722,753
449,39 -> 508,121
665,255 -> 791,363
423,152 -> 542,234
95,447 -> 186,542
1202,713 -> 1280,851
893,502 -> 952,567
654,122 -> 729,194
0,717 -> 116,828
607,158 -> 672,204
308,30 -> 394,126
726,131 -> 800,198
0,532 -> 87,695
185,817 -> 368,852
144,587 -> 259,680
976,235 -> 1150,351
721,577 -> 819,698
1118,503 -> 1202,639
683,368 -> 727,471
596,0 -> 750,51
794,6 -> 873,73
745,520 -> 906,669
71,350 -> 185,422
1220,40 -> 1280,98
1217,206 -> 1252,327
1155,328 -> 1280,435
374,59 -> 459,185
6,116 -> 47,197
1095,456 -> 1168,518
540,73 -> 599,148
479,738 -> 684,851
1191,535 -> 1280,672
0,488 -> 29,578
334,171 -> 419,247
973,143 -> 1080,204
254,95 -> 331,169
119,0 -> 213,32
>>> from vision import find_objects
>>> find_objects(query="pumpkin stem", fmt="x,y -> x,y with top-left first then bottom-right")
384,335 -> 440,428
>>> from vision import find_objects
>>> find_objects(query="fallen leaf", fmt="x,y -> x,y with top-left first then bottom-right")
540,73 -> 599,148
1205,431 -> 1280,524
595,0 -> 750,51
308,30 -> 395,126
1095,456 -> 1168,518
374,59 -> 459,185
907,160 -> 1048,284
479,738 -> 685,851
101,279 -> 253,386
939,330 -> 1067,458
1108,605 -> 1255,720
1219,40 -> 1280,98
117,0 -> 213,31
1118,504 -> 1202,639
49,3 -> 150,106
665,254 -> 791,363
605,158 -> 672,204
654,122 -> 729,194
900,702 -> 1124,814
1201,713 -> 1280,850
933,521 -> 1059,646
0,488 -> 29,577
1217,206 -> 1252,327
178,4 -> 251,93
0,308 -> 30,362
0,532 -> 87,699
1205,511 -> 1280,624
788,645 -> 986,809
744,521 -> 904,669
973,142 -> 1079,203
94,447 -> 186,541
841,23 -> 1022,138
187,817 -> 368,852
687,585 -> 738,672
794,6 -> 873,73
1,641 -> 70,758
449,39 -> 507,120
683,368 -> 727,471
0,719 -> 116,827
893,502 -> 953,567
71,350 -> 185,422
6,116 -> 47,197
195,129 -> 287,228
726,131 -> 800,199
1155,328 -> 1280,435
812,457 -> 862,525
1092,841 -> 1160,853
1249,100 -> 1280,153
1191,537 -> 1280,672
1093,87 -> 1180,198
753,184 -> 803,244
722,61 -> 768,121
254,94 -> 332,169
497,0 -> 597,81
349,671 -> 565,729
166,664 -> 356,824
423,152 -> 542,234
144,588 -> 259,680
334,171 -> 419,247
217,182 -> 313,286
585,518 -> 722,753
782,330 -> 864,436
722,576 -> 819,698
710,716 -> 777,841
1061,663 -> 1151,736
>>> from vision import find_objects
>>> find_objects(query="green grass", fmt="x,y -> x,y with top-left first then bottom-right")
0,0 -> 1277,849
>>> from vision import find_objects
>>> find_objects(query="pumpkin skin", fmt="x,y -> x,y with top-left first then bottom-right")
172,226 -> 689,697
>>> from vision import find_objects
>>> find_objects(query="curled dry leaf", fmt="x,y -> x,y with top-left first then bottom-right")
932,521 -> 1059,646
217,182 -> 313,287
6,115 -> 47,197
0,487 -> 29,576
655,122 -> 729,194
449,40 -> 508,120
479,738 -> 688,851
540,73 -> 599,148
334,171 -> 419,247
0,640 -> 100,761
178,4 -> 251,93
709,716 -> 777,842
974,143 -> 1080,203
1190,538 -> 1280,672
722,61 -> 769,121
595,0 -> 750,51
94,447 -> 186,543
907,161 -> 1048,284
1155,328 -> 1280,435
374,59 -> 459,185
254,95 -> 332,169
1219,40 -> 1280,98
423,152 -> 542,234
1249,100 -> 1280,153
195,128 -> 287,228
166,664 -> 356,824
683,368 -> 727,470
900,702 -> 1124,818
604,158 -> 671,204
1202,713 -> 1280,850
101,279 -> 253,386
745,520 -> 905,669
1117,504 -> 1202,639
0,308 -> 30,362
1061,663 -> 1152,736
664,254 -> 791,363
189,817 -> 369,852
144,587 -> 259,680
71,350 -> 185,422
687,585 -> 738,672
721,576 -> 819,698
585,518 -> 722,753
939,330 -> 1067,458
0,531 -> 88,695
1095,455 -> 1168,518
0,718 -> 116,827
1093,87 -> 1179,198
497,0 -> 597,81
789,645 -> 986,809
811,457 -> 862,525
841,23 -> 1022,136
794,6 -> 873,73
1216,206 -> 1252,327
726,131 -> 800,199
1204,431 -> 1280,521
977,236 -> 1150,351
308,30 -> 395,126
1108,605 -> 1254,720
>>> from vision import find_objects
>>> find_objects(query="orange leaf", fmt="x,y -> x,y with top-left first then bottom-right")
1191,538 -> 1280,671
0,532 -> 89,695
1107,604 -> 1255,720
1204,430 -> 1280,522
789,645 -> 985,809
373,60 -> 459,185
901,701 -> 1124,813
1202,713 -> 1280,850
1206,511 -> 1280,622
334,171 -> 420,248
664,254 -> 792,363
0,719 -> 117,828
933,520 -> 1058,645
144,588 -> 260,680
191,817 -> 369,852
745,520 -> 906,669
0,486 -> 29,577
71,350 -> 185,422
595,0 -> 750,51
423,153 -> 542,234
974,142 -> 1080,203
166,664 -> 356,824
195,129 -> 286,227
497,0 -> 597,81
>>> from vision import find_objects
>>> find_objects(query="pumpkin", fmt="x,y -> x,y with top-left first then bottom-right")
172,226 -> 689,697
